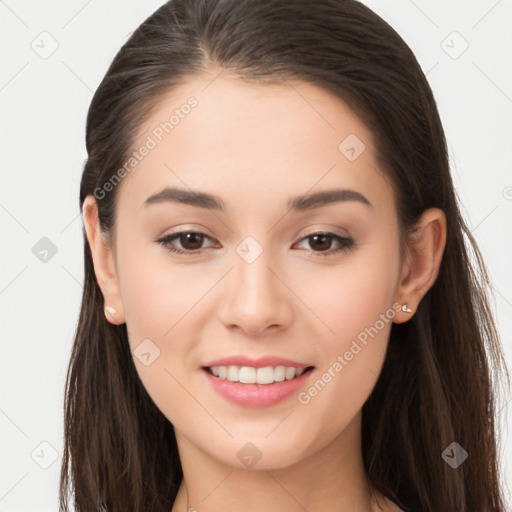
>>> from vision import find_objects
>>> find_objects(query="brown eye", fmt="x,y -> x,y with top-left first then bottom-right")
156,231 -> 217,255
178,232 -> 206,250
308,234 -> 333,252
294,232 -> 355,257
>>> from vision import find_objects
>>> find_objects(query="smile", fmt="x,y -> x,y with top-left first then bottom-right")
205,365 -> 313,385
202,365 -> 315,408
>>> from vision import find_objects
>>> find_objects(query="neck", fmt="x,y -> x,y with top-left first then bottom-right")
171,412 -> 389,512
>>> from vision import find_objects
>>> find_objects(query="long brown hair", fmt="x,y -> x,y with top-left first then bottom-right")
60,1 -> 510,510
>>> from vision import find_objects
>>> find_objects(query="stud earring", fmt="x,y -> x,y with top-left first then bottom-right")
104,306 -> 116,316
401,304 -> 412,313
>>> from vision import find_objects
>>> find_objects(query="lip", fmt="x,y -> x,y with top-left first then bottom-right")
201,355 -> 312,370
201,364 -> 315,408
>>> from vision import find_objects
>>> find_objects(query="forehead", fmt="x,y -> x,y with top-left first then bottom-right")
116,73 -> 392,214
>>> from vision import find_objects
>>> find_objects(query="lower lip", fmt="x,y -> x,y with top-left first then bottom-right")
202,368 -> 314,408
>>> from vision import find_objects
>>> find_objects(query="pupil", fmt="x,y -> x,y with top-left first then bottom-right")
311,234 -> 331,251
182,233 -> 203,250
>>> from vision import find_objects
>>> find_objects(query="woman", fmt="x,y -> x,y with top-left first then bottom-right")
59,1 -> 510,511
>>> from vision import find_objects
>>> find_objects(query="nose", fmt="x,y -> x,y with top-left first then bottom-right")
218,244 -> 293,336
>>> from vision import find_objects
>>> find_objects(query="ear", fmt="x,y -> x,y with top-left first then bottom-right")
82,194 -> 126,325
394,208 -> 447,324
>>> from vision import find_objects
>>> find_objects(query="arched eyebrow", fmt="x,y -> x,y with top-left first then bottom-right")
143,187 -> 224,210
288,189 -> 373,211
143,187 -> 373,212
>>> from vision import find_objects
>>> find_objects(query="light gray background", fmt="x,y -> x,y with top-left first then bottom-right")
1,1 -> 511,510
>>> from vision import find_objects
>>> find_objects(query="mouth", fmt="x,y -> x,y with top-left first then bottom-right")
202,365 -> 315,385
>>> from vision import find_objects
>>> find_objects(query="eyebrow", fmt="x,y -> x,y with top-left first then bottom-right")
143,186 -> 373,212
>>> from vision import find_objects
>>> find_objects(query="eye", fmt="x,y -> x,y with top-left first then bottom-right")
155,230 -> 355,257
155,231 -> 219,255
293,231 -> 355,257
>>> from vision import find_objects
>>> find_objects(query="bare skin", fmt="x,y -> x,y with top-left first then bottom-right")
83,69 -> 446,512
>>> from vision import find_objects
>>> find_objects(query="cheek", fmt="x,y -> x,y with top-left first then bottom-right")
296,238 -> 400,347
117,239 -> 207,343
291,243 -> 400,437
116,248 -> 205,422
115,237 -> 231,408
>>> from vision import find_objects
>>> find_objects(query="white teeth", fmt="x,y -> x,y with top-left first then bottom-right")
285,366 -> 296,380
227,365 -> 239,382
274,365 -> 285,382
239,366 -> 256,383
208,365 -> 308,384
257,366 -> 274,384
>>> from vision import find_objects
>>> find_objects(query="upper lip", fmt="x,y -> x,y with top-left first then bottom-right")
202,355 -> 313,369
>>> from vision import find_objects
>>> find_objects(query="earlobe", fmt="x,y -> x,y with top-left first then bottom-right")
394,208 -> 447,324
82,195 -> 126,325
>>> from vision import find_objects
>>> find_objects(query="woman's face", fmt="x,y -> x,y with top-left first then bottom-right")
100,73 -> 409,469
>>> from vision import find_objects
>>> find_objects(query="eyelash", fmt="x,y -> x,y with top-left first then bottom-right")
155,230 -> 355,258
